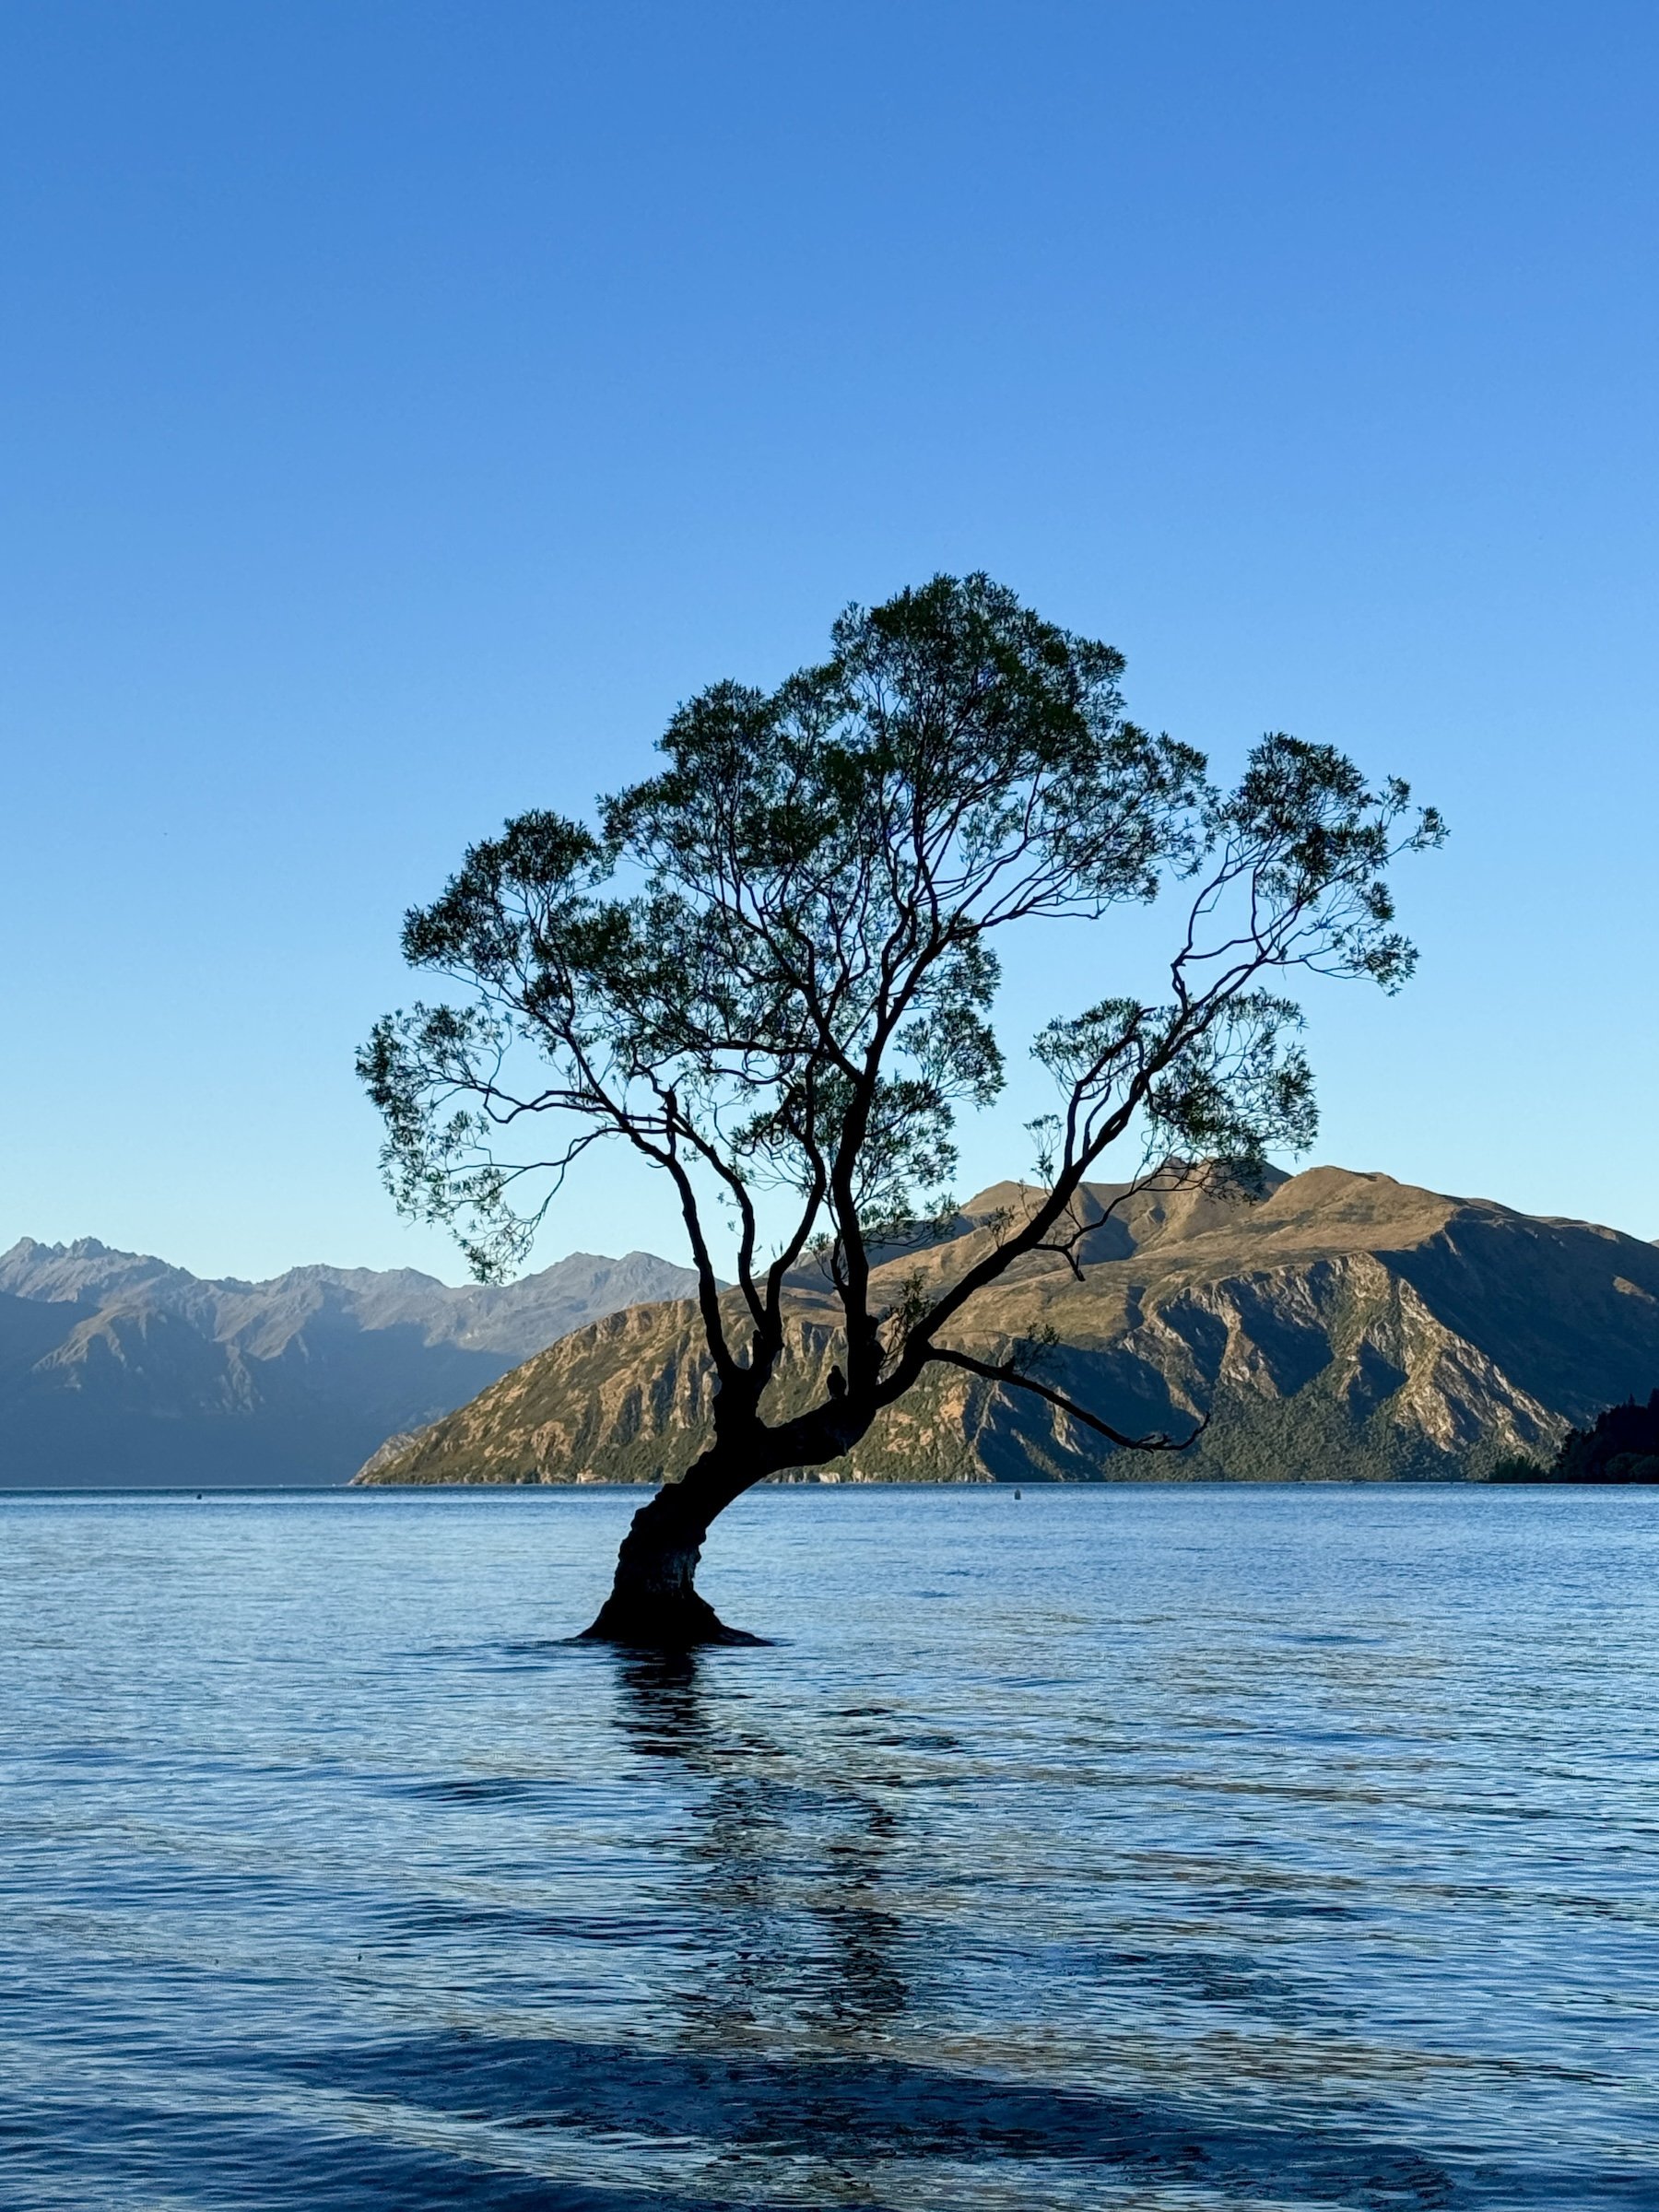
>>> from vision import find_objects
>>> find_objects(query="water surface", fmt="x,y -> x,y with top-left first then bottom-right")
3,1484 -> 1655,2209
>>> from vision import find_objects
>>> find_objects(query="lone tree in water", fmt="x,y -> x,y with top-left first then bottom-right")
362,576 -> 1441,1645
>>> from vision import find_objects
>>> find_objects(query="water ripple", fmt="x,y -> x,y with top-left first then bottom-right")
2,1483 -> 1656,2208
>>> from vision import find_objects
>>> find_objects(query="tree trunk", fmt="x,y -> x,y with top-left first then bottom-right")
578,1441 -> 768,1646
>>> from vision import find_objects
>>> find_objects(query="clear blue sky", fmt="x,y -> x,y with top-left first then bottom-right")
4,1 -> 1654,1282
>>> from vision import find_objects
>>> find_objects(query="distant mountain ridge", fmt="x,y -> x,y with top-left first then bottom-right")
0,1238 -> 700,1487
357,1167 -> 1659,1488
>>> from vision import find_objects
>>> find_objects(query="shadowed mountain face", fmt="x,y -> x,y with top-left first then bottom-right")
0,1240 -> 700,1487
358,1168 -> 1659,1488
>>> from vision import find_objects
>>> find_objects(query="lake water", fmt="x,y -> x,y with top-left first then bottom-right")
3,1484 -> 1655,2211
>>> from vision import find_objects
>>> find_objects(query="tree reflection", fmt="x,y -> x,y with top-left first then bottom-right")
610,1650 -> 912,2052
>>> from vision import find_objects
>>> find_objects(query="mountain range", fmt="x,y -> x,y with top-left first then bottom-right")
0,1238 -> 700,1486
356,1167 -> 1659,1488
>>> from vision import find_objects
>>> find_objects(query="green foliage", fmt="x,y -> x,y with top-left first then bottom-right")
1490,1389 -> 1659,1482
361,573 -> 1441,1456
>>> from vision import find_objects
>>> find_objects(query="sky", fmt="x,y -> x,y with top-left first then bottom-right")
3,0 -> 1655,1283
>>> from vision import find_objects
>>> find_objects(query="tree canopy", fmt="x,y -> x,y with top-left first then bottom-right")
361,574 -> 1442,1640
1493,1389 -> 1659,1483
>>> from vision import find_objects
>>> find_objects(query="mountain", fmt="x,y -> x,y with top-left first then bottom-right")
355,1168 -> 1659,1488
0,1239 -> 700,1487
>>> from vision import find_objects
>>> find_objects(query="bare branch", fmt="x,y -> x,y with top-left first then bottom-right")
921,1345 -> 1209,1453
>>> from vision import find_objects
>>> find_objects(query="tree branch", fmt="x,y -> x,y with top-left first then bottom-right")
922,1345 -> 1208,1453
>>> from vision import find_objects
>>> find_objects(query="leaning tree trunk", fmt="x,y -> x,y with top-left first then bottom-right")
579,1439 -> 771,1647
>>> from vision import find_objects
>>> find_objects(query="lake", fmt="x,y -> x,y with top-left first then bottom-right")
3,1483 -> 1655,2209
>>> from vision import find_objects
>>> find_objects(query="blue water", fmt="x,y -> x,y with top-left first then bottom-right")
3,1484 -> 1656,2211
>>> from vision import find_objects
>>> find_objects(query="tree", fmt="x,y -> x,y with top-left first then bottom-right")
361,575 -> 1442,1644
